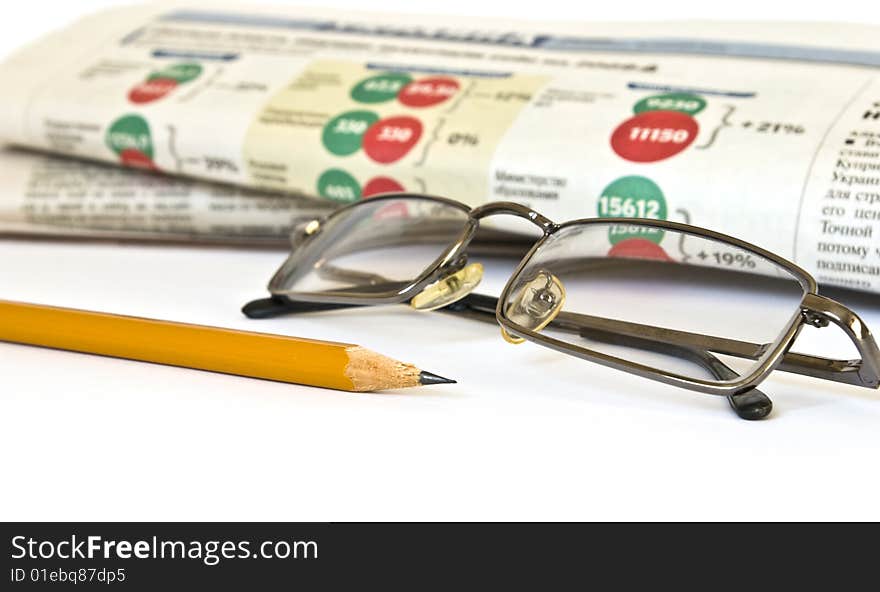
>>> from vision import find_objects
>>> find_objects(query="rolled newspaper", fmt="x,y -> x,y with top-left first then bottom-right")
0,3 -> 878,291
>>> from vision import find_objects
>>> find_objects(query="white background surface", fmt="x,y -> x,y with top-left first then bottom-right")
2,0 -> 880,521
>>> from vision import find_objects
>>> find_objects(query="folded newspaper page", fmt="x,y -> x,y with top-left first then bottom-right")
0,3 -> 878,291
0,147 -> 333,245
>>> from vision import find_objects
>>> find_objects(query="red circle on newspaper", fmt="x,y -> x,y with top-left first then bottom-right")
607,238 -> 672,261
128,77 -> 179,104
362,176 -> 406,198
373,201 -> 411,220
398,77 -> 460,107
610,110 -> 698,163
363,116 -> 423,164
119,149 -> 159,171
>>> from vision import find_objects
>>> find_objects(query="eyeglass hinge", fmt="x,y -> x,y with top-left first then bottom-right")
801,309 -> 831,328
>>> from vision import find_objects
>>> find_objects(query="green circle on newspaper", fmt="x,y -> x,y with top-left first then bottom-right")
322,110 -> 380,156
148,63 -> 203,84
633,93 -> 706,115
597,176 -> 667,245
633,93 -> 706,116
317,169 -> 361,203
105,114 -> 154,159
350,73 -> 413,104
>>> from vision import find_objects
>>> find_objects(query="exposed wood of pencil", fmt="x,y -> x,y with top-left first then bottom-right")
0,299 -> 436,392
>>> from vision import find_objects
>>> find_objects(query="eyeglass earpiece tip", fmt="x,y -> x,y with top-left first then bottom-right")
728,389 -> 773,420
242,296 -> 291,319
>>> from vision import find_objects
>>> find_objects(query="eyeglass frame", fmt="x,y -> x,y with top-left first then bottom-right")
245,193 -> 880,403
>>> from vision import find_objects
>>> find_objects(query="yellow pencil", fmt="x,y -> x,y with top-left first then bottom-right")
0,299 -> 454,391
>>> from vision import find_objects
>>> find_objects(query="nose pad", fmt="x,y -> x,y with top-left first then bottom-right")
289,219 -> 321,249
410,263 -> 484,311
500,270 -> 566,344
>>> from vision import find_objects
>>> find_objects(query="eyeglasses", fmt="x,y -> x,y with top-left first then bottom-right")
243,194 -> 880,420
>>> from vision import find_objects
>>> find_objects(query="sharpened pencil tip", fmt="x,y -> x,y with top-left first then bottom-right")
418,371 -> 457,386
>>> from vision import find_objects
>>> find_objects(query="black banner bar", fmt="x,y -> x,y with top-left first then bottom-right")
1,523 -> 873,588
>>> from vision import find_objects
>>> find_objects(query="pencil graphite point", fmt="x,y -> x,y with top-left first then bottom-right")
418,371 -> 457,386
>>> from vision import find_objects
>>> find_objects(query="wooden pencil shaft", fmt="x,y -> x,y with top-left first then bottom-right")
0,299 -> 415,392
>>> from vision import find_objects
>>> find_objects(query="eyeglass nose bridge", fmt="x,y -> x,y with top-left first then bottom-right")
470,201 -> 558,234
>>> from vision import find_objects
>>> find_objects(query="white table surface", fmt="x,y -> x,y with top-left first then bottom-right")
2,0 -> 880,521
3,237 -> 880,521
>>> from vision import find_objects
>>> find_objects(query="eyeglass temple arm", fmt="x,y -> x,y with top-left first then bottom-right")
443,293 -> 755,379
242,291 -> 879,389
572,316 -> 774,418
242,296 -> 369,318
449,293 -> 880,389
442,293 -> 774,418
241,292 -> 771,418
